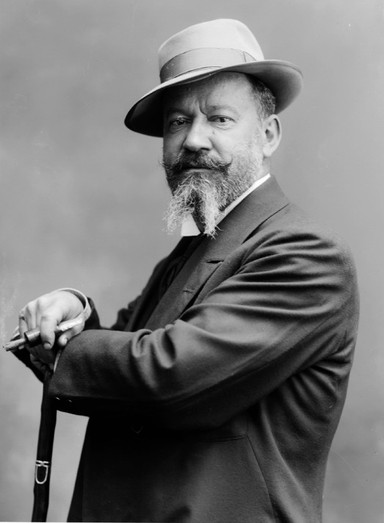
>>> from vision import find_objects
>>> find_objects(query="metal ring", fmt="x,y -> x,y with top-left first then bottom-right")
18,312 -> 26,321
35,460 -> 50,485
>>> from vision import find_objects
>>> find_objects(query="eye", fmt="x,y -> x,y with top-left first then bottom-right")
167,116 -> 189,131
210,115 -> 234,127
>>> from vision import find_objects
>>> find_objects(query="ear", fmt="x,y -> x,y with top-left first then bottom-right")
262,115 -> 282,158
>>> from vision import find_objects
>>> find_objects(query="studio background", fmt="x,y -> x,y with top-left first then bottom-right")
0,1 -> 383,521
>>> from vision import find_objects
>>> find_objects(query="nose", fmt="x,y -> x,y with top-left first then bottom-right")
182,120 -> 212,152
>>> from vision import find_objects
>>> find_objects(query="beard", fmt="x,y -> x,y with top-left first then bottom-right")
162,146 -> 263,237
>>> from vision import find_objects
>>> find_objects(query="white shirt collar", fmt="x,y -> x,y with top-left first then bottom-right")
180,173 -> 271,237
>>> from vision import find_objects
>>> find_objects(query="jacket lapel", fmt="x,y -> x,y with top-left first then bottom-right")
145,176 -> 289,330
144,239 -> 220,330
125,240 -> 187,331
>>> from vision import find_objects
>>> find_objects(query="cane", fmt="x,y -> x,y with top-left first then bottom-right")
31,371 -> 57,522
4,317 -> 85,521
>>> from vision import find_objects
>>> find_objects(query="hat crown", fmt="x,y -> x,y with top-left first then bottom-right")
125,19 -> 303,136
158,19 -> 264,80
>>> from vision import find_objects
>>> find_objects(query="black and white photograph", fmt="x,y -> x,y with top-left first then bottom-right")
0,1 -> 383,522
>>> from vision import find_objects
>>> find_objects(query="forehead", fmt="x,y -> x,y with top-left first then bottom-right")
163,72 -> 256,111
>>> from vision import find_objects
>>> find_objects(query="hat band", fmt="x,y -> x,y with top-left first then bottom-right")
160,47 -> 257,83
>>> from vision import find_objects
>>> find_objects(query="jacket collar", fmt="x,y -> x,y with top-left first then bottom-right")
145,175 -> 289,329
199,174 -> 289,261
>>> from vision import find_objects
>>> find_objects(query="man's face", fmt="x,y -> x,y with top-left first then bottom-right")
162,72 -> 267,236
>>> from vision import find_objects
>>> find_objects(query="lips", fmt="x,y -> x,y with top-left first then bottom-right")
180,158 -> 214,170
177,156 -> 229,174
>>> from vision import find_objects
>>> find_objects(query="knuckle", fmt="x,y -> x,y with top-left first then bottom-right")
23,302 -> 34,316
36,295 -> 50,311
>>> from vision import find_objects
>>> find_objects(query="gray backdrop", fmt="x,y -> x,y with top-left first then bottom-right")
1,1 -> 383,521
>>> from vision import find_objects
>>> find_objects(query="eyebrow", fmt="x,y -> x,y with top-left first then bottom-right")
205,104 -> 241,119
164,104 -> 240,117
208,104 -> 237,112
164,107 -> 184,117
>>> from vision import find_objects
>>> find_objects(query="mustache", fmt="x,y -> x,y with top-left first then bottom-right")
163,153 -> 231,176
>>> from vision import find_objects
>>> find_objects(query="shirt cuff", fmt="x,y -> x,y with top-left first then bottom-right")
55,287 -> 92,322
53,288 -> 93,372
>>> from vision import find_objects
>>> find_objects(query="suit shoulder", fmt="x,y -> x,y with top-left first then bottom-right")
242,201 -> 358,288
262,201 -> 354,256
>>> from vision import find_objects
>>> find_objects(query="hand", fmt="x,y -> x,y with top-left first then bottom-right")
18,290 -> 86,368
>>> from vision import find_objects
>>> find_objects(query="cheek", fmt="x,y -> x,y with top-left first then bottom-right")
210,135 -> 236,161
163,136 -> 182,161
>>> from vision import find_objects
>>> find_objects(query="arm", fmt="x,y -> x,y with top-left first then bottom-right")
12,287 -> 148,377
48,228 -> 359,430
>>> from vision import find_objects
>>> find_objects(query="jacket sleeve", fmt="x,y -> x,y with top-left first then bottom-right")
49,227 -> 359,431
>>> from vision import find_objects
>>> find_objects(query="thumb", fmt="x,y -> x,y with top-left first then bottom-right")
56,316 -> 86,347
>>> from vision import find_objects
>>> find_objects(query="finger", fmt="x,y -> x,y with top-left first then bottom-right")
38,313 -> 60,350
56,319 -> 85,347
18,309 -> 31,337
34,293 -> 73,349
19,302 -> 38,333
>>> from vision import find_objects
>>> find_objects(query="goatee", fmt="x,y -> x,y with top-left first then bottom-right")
162,150 -> 262,237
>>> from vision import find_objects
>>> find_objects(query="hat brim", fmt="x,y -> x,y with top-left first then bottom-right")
124,60 -> 303,137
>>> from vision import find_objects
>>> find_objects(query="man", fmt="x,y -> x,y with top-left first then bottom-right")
14,19 -> 358,522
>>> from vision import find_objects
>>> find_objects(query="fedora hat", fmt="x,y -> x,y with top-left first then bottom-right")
125,19 -> 303,137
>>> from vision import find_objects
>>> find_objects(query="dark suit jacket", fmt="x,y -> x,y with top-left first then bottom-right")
46,176 -> 358,522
